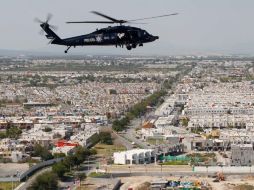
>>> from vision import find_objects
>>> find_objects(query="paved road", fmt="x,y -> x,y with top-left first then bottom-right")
112,78 -> 186,150
102,164 -> 254,176
107,164 -> 192,173
113,131 -> 133,150
124,116 -> 149,149
112,116 -> 150,150
17,167 -> 51,190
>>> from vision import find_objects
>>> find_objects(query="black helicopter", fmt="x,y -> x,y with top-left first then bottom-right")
36,11 -> 178,53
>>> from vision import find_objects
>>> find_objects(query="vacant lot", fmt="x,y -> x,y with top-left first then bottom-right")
94,143 -> 126,158
0,163 -> 29,177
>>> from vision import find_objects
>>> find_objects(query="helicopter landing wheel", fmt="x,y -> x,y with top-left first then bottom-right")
126,45 -> 132,50
132,44 -> 137,48
64,46 -> 71,54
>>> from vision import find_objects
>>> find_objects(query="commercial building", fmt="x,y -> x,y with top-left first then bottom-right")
231,144 -> 254,166
113,149 -> 155,165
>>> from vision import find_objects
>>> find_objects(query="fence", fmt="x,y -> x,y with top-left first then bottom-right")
19,157 -> 64,181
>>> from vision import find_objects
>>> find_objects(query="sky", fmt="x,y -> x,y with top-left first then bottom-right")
0,0 -> 254,56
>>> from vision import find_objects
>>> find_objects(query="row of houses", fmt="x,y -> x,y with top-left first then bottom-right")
0,115 -> 108,129
0,123 -> 100,162
188,115 -> 254,129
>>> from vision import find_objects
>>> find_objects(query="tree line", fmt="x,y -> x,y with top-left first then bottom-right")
28,146 -> 96,190
112,90 -> 167,131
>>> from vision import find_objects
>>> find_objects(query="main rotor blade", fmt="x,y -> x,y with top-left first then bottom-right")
128,13 -> 178,22
91,11 -> 124,23
128,22 -> 147,25
66,21 -> 115,24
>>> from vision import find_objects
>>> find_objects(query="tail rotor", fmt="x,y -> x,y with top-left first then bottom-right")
34,13 -> 58,35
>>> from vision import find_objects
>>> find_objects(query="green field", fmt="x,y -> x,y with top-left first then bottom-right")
147,138 -> 166,145
161,160 -> 189,165
0,182 -> 20,190
94,143 -> 126,157
88,172 -> 106,178
187,153 -> 217,163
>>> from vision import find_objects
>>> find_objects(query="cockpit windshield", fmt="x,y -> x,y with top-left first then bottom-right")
143,30 -> 150,36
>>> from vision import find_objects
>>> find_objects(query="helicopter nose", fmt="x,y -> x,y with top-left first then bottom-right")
151,35 -> 159,41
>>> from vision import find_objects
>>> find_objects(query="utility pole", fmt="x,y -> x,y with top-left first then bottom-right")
11,174 -> 13,190
88,157 -> 90,170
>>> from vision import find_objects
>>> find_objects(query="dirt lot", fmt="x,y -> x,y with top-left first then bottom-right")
119,175 -> 254,190
209,175 -> 254,190
0,163 -> 29,177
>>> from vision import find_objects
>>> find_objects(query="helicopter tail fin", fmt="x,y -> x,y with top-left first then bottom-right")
40,23 -> 62,44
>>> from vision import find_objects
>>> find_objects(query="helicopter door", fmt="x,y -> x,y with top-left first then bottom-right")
129,31 -> 138,40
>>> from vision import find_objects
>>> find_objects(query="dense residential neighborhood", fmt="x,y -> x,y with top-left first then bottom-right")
0,55 -> 254,189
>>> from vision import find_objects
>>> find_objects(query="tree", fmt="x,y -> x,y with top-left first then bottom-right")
0,132 -> 6,139
89,148 -> 97,155
112,117 -> 130,132
43,127 -> 52,132
72,146 -> 93,168
53,153 -> 66,159
28,171 -> 58,190
63,155 -> 78,170
109,89 -> 117,94
52,162 -> 69,178
33,144 -> 53,161
6,126 -> 22,139
181,118 -> 190,127
99,132 -> 113,145
75,173 -> 86,186
75,146 -> 87,166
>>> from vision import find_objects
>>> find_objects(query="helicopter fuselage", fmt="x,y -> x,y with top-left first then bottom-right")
41,24 -> 159,53
61,25 -> 158,46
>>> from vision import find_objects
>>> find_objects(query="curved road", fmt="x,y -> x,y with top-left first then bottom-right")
17,167 -> 51,190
